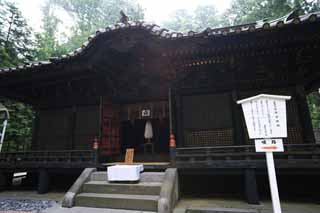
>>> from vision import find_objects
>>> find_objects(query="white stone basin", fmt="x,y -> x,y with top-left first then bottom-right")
107,164 -> 144,181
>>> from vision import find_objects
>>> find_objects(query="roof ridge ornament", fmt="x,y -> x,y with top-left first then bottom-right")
285,8 -> 302,22
120,10 -> 129,24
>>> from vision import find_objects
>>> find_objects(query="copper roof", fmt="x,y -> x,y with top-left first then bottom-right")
0,10 -> 319,74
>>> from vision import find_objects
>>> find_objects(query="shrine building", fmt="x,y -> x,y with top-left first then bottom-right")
0,10 -> 320,205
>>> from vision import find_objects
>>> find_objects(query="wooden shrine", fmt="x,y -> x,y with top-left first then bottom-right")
0,11 -> 320,200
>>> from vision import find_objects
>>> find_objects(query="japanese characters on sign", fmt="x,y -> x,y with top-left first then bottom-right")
239,95 -> 290,139
255,138 -> 284,152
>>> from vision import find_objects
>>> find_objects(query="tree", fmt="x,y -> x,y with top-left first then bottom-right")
163,5 -> 222,32
34,0 -> 68,60
0,1 -> 35,151
0,1 -> 34,67
1,100 -> 35,152
163,9 -> 195,32
51,0 -> 144,51
307,92 -> 320,128
224,0 -> 320,26
194,5 -> 222,31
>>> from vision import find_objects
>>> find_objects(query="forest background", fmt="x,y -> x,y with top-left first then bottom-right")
0,0 -> 320,151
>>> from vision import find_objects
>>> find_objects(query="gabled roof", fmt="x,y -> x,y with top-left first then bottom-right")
0,10 -> 319,74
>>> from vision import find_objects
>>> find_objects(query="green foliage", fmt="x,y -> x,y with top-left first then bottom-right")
51,0 -> 144,51
0,47 -> 12,67
1,100 -> 35,152
164,1 -> 320,32
163,5 -> 222,32
307,92 -> 320,128
34,1 -> 68,60
0,0 -> 34,66
194,5 -> 223,31
224,0 -> 320,26
0,1 -> 35,151
53,0 -> 144,30
164,9 -> 195,32
223,0 -> 292,25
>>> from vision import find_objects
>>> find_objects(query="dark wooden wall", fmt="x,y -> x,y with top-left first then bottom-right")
36,108 -> 73,150
181,93 -> 233,146
175,87 -> 314,147
33,105 -> 100,150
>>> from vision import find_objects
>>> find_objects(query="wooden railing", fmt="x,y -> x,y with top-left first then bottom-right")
0,150 -> 96,168
176,144 -> 320,168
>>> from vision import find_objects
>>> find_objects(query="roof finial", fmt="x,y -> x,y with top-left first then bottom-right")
120,10 -> 129,24
285,8 -> 302,22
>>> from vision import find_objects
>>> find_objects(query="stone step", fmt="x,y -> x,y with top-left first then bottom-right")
140,172 -> 165,183
82,181 -> 162,195
75,193 -> 159,211
90,172 -> 107,181
43,206 -> 156,213
90,171 -> 165,183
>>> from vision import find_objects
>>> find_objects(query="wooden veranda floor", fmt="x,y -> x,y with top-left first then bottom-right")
103,153 -> 171,170
102,161 -> 170,170
175,144 -> 320,170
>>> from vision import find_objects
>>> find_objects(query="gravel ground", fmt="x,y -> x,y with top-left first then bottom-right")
0,198 -> 57,212
0,190 -> 65,201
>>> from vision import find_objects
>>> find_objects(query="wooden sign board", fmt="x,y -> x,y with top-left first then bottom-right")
237,94 -> 291,139
125,148 -> 134,165
142,109 -> 151,117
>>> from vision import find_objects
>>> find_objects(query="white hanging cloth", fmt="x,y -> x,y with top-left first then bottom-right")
144,120 -> 153,139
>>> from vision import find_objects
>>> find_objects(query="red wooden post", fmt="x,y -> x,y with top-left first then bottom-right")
170,134 -> 176,166
92,137 -> 99,164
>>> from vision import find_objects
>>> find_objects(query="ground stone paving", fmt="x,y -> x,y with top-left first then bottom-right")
174,198 -> 320,213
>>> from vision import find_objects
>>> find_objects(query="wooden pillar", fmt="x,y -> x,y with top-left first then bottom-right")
31,109 -> 40,150
231,90 -> 245,145
37,169 -> 50,194
169,89 -> 174,138
98,96 -> 103,162
69,106 -> 77,150
21,172 -> 38,187
295,85 -> 315,143
244,169 -> 260,204
175,93 -> 183,147
168,88 -> 176,165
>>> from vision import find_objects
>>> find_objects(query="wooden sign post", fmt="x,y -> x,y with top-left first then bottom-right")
237,94 -> 291,213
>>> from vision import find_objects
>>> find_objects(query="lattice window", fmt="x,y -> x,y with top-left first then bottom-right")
245,127 -> 303,144
184,129 -> 233,146
284,127 -> 303,144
